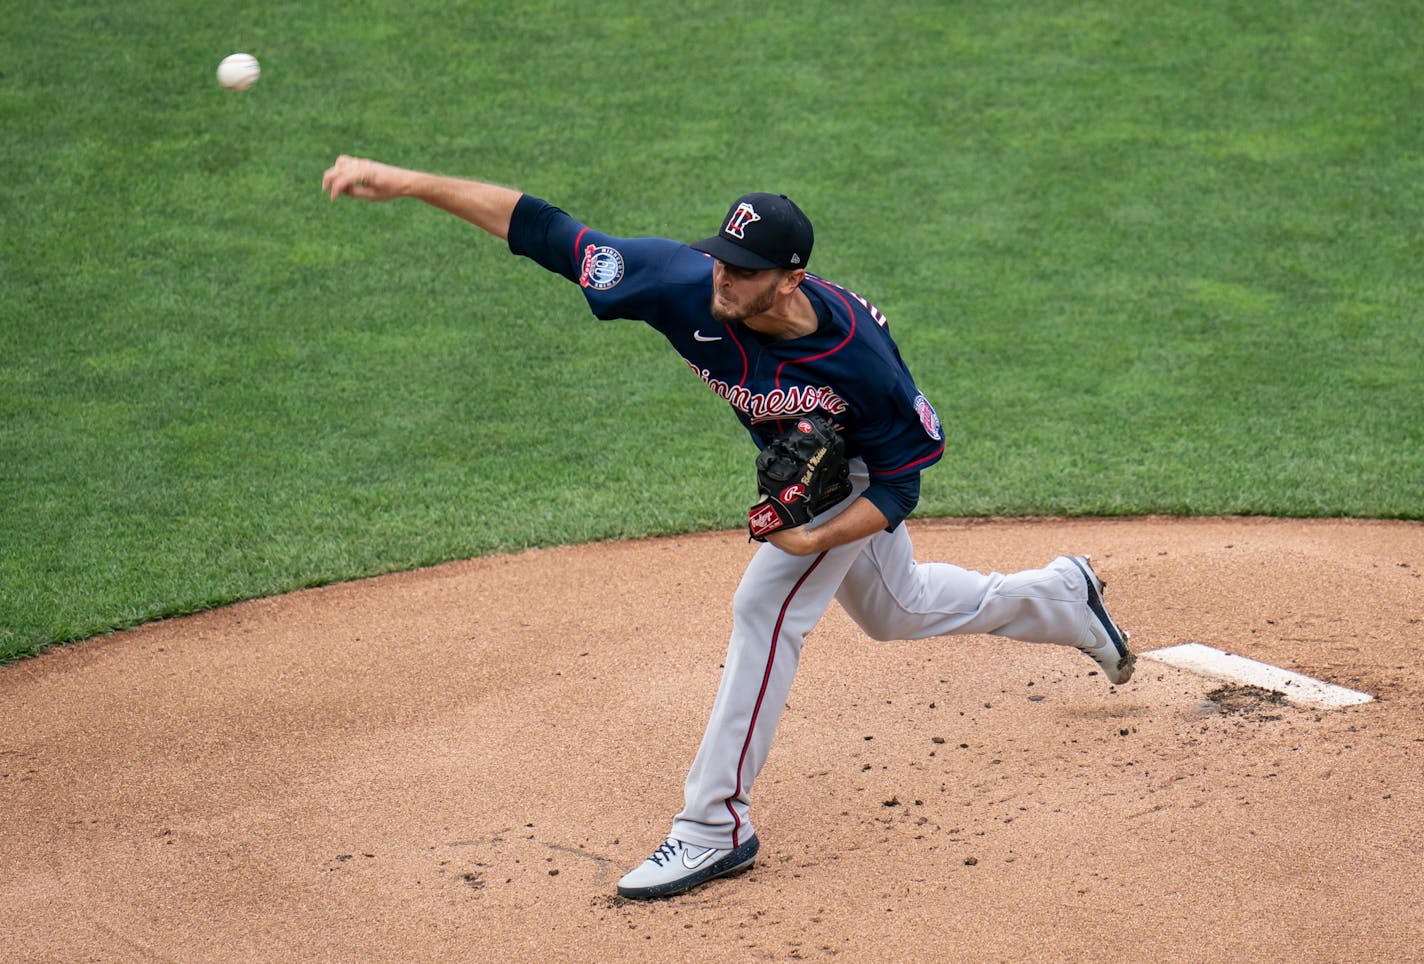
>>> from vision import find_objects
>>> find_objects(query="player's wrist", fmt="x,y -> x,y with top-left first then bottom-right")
764,526 -> 819,556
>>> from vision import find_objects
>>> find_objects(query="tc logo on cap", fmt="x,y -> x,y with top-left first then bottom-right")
692,192 -> 814,271
724,202 -> 762,239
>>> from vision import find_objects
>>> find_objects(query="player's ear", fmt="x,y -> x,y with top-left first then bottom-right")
780,268 -> 806,293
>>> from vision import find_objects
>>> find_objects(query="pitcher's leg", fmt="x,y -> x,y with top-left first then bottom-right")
671,538 -> 864,850
836,528 -> 1132,668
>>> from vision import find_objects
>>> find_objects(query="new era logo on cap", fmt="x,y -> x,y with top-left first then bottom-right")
692,192 -> 814,271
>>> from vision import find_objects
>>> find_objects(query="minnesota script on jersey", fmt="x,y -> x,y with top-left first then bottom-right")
507,196 -> 945,529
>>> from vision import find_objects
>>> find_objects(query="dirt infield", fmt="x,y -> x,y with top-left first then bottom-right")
3,517 -> 1421,962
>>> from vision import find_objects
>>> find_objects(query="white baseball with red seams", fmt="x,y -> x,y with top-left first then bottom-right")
216,53 -> 260,91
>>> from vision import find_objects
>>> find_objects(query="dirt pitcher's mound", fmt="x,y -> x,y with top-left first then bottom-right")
2,517 -> 1421,962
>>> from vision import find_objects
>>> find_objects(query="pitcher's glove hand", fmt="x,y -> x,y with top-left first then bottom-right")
748,414 -> 853,542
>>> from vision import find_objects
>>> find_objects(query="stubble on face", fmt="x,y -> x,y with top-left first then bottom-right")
710,269 -> 781,324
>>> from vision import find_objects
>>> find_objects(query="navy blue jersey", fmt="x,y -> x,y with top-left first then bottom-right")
507,195 -> 944,528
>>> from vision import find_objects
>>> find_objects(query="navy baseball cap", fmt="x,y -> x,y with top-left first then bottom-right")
691,192 -> 814,271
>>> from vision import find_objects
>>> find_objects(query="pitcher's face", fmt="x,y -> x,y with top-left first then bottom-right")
710,261 -> 783,323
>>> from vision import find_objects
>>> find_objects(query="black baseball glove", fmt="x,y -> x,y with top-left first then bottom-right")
747,413 -> 853,542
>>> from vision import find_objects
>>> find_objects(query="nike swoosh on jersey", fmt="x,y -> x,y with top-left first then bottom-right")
693,330 -> 723,342
681,845 -> 721,870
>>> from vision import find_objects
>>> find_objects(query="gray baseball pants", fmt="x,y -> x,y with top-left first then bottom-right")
670,461 -> 1102,850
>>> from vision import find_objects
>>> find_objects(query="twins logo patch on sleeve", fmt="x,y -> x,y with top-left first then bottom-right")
914,394 -> 942,441
579,244 -> 625,290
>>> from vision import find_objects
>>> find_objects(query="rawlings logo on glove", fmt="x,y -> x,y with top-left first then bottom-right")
748,414 -> 852,542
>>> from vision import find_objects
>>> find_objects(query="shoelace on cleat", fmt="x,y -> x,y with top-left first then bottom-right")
648,839 -> 680,866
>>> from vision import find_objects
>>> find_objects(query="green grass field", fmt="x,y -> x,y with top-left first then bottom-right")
4,0 -> 1422,661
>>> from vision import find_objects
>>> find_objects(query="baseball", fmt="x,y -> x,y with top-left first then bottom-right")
216,53 -> 260,91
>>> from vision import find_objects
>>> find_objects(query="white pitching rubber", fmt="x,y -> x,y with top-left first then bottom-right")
1142,643 -> 1373,710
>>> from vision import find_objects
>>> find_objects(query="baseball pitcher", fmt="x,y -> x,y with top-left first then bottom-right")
322,156 -> 1135,900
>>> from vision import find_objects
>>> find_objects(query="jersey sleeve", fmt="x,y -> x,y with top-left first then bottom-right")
850,382 -> 944,529
862,472 -> 921,531
854,385 -> 945,481
506,193 -> 684,323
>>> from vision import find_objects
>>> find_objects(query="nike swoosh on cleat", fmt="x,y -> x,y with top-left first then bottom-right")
693,330 -> 723,342
681,847 -> 721,870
